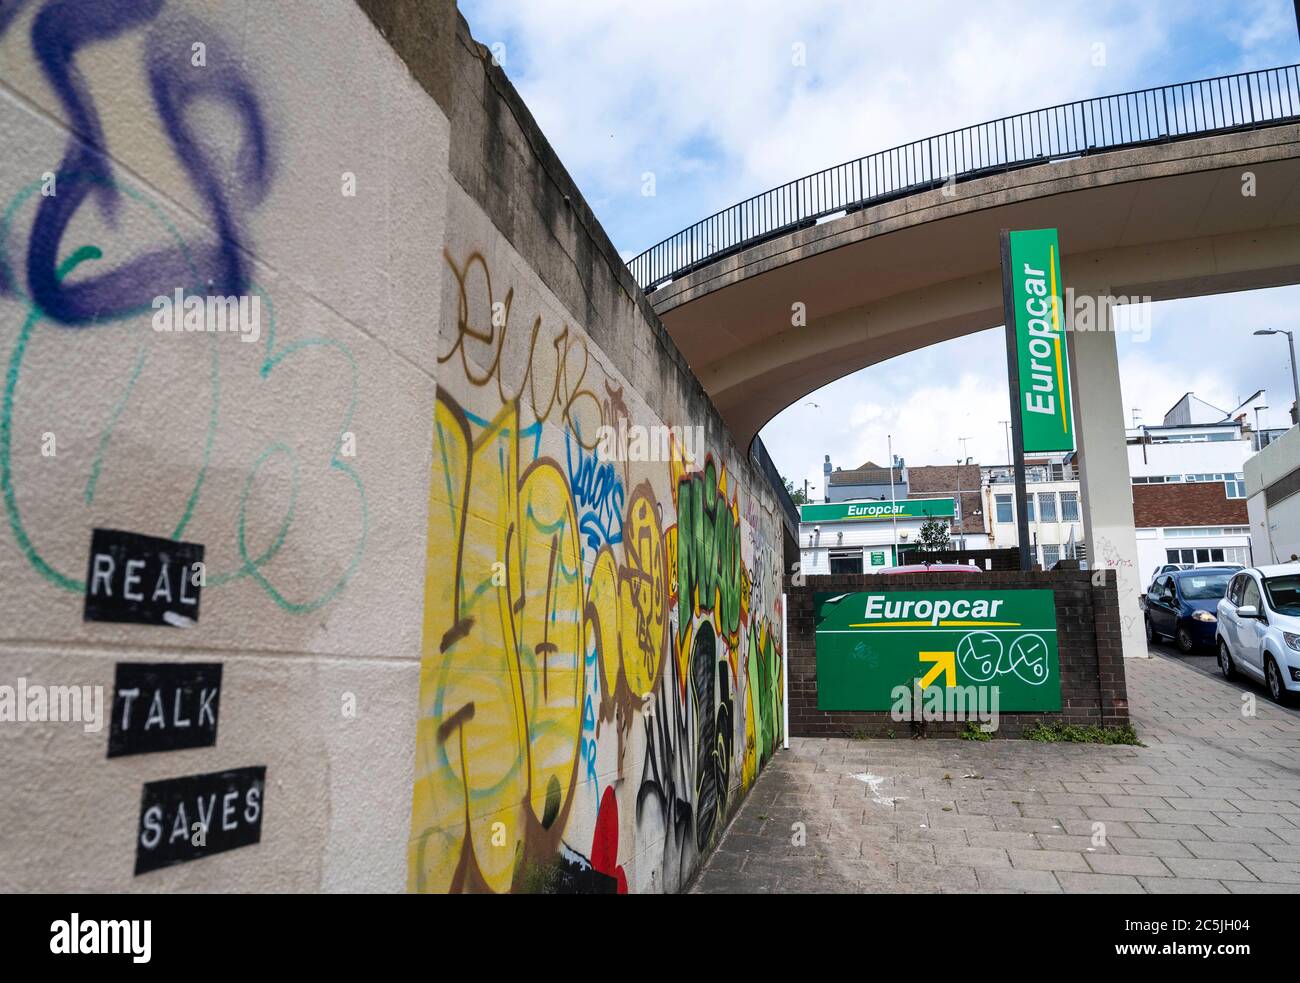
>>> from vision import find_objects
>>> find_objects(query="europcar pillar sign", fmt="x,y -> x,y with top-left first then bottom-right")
1007,228 -> 1074,453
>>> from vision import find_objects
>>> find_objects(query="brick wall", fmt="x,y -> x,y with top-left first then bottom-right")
1132,482 -> 1247,527
907,464 -> 983,534
784,569 -> 1129,738
921,548 -> 1022,570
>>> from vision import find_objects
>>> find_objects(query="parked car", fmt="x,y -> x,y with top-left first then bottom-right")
1148,562 -> 1192,590
1216,564 -> 1300,704
1145,567 -> 1235,653
881,563 -> 982,574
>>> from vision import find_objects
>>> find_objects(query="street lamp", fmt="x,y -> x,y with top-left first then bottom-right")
1254,329 -> 1300,425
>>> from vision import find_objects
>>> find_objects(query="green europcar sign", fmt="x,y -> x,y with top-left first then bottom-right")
1008,228 -> 1075,453
814,589 -> 1061,711
800,498 -> 954,523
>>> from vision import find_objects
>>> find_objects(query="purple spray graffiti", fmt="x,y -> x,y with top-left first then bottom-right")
6,0 -> 271,322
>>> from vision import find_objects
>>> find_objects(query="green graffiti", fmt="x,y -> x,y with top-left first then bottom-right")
747,621 -> 782,765
676,458 -> 743,645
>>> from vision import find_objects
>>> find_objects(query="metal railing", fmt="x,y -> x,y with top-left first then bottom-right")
629,65 -> 1300,292
987,465 -> 1080,484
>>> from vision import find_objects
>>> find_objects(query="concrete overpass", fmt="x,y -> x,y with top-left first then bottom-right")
633,66 -> 1300,659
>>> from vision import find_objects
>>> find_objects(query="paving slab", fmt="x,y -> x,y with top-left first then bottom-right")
692,649 -> 1300,893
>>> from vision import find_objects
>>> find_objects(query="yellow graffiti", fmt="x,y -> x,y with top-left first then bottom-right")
410,394 -> 584,894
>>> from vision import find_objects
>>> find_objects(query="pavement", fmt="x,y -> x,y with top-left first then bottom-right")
692,644 -> 1300,893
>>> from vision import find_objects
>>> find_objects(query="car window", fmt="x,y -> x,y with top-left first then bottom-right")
1241,578 -> 1262,609
1263,575 -> 1300,616
1180,573 -> 1230,600
1159,576 -> 1174,600
1227,575 -> 1244,605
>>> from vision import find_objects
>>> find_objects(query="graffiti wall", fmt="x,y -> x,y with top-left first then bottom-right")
409,183 -> 785,892
0,0 -> 784,893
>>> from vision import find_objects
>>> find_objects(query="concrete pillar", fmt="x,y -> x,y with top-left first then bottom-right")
1066,285 -> 1148,659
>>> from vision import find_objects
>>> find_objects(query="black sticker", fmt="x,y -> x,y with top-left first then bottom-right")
83,528 -> 204,626
108,663 -> 222,758
135,767 -> 265,875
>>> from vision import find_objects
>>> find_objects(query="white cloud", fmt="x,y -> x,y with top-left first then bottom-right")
461,0 -> 1300,488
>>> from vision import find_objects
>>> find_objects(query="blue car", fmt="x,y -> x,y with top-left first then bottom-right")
1145,567 -> 1236,653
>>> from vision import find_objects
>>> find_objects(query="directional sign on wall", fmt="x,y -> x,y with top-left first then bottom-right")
1006,229 -> 1075,453
814,589 -> 1061,711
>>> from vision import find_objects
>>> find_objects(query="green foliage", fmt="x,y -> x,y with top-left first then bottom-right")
1022,721 -> 1142,745
783,476 -> 810,505
917,517 -> 951,552
959,721 -> 992,741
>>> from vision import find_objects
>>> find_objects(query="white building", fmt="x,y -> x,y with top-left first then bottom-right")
1127,393 -> 1258,584
1245,424 -> 1300,564
798,497 -> 986,573
982,458 -> 1085,568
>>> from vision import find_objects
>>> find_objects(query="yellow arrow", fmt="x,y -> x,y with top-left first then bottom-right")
918,651 -> 956,689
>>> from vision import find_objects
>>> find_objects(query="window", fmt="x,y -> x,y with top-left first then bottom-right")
1242,577 -> 1262,610
1228,574 -> 1245,606
1040,545 -> 1060,569
1165,545 -> 1248,566
1132,475 -> 1182,484
829,549 -> 862,574
1059,490 -> 1079,521
1025,496 -> 1035,521
1184,472 -> 1246,498
1037,492 -> 1057,522
1165,526 -> 1249,538
995,494 -> 1012,523
1263,575 -> 1300,616
1185,572 -> 1232,603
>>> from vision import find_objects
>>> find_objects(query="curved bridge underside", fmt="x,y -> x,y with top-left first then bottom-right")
649,126 -> 1300,449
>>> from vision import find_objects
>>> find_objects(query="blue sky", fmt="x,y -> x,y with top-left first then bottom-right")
459,0 -> 1300,487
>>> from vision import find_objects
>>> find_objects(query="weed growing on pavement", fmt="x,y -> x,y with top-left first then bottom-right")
1022,722 -> 1141,745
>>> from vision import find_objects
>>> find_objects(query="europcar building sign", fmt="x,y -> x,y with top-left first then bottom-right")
814,589 -> 1062,711
800,498 -> 955,523
1008,228 -> 1074,453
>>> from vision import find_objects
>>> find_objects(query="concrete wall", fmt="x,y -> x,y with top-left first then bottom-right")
0,0 -> 785,893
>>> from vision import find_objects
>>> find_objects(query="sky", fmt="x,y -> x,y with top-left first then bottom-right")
458,0 -> 1300,490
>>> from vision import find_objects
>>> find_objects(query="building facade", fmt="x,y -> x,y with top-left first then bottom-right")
982,458 -> 1085,568
1127,418 -> 1253,583
1246,424 -> 1300,564
798,497 -> 966,573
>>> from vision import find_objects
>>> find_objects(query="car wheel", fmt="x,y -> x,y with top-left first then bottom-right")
1219,640 -> 1237,681
1145,617 -> 1159,644
1176,626 -> 1195,654
1266,657 -> 1291,705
